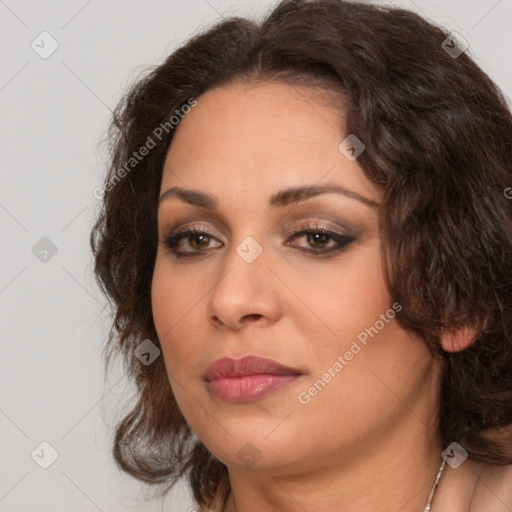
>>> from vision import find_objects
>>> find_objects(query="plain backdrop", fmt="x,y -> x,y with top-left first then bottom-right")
1,0 -> 511,511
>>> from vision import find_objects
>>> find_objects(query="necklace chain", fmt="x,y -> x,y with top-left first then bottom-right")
225,456 -> 447,512
423,458 -> 446,511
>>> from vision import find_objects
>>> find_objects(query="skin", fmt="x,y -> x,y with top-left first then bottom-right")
150,81 -> 509,511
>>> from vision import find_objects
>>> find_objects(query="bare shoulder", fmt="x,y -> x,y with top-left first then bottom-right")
478,461 -> 512,493
471,460 -> 512,511
435,457 -> 512,511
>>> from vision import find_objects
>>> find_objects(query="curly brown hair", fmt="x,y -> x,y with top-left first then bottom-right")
89,0 -> 512,510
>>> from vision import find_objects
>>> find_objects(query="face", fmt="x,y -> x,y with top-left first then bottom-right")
151,81 -> 439,475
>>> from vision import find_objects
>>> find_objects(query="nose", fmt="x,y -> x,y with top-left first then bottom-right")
206,240 -> 283,331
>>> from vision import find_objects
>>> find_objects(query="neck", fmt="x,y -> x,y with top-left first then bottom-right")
223,424 -> 443,512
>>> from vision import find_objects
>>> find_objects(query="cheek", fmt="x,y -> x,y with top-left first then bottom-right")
289,241 -> 391,355
151,261 -> 202,374
287,244 -> 419,413
151,273 -> 209,425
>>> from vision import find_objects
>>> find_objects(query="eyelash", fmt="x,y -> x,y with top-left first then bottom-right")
160,222 -> 356,258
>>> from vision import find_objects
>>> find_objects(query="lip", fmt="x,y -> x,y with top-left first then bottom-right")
204,355 -> 304,403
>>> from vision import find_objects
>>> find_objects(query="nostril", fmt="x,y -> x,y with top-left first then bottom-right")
242,314 -> 263,322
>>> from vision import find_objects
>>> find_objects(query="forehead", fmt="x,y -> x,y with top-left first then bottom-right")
160,81 -> 381,207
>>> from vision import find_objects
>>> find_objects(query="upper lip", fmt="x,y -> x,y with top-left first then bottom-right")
204,355 -> 303,381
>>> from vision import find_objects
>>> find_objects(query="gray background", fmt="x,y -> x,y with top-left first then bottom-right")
1,0 -> 511,511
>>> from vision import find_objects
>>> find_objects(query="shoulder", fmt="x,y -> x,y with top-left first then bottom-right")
435,457 -> 512,511
469,460 -> 512,511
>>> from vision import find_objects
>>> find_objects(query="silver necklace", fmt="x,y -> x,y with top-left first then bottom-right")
423,458 -> 446,511
226,457 -> 447,512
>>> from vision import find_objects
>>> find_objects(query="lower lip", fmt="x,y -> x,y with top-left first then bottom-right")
207,374 -> 301,403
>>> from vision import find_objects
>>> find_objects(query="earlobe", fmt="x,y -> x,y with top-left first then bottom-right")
440,326 -> 477,353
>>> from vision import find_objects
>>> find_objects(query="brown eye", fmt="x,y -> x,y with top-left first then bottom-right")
285,227 -> 355,254
161,226 -> 222,256
305,232 -> 333,249
281,219 -> 356,255
187,233 -> 211,250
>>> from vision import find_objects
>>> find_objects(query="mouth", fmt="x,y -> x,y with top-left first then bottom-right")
204,355 -> 304,403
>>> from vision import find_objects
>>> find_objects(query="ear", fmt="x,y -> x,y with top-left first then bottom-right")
440,326 -> 477,353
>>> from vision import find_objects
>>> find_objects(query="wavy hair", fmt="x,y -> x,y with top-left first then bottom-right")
90,0 -> 512,510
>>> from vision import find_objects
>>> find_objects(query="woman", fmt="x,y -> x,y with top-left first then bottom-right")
90,0 -> 512,510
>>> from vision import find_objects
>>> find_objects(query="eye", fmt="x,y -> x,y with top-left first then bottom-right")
160,224 -> 221,257
284,221 -> 356,255
159,222 -> 356,258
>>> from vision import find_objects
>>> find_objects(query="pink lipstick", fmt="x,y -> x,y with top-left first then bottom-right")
204,355 -> 303,403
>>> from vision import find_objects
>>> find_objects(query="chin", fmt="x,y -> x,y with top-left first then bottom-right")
195,415 -> 309,470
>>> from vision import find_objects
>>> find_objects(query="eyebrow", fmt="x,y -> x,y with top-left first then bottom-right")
158,183 -> 380,210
